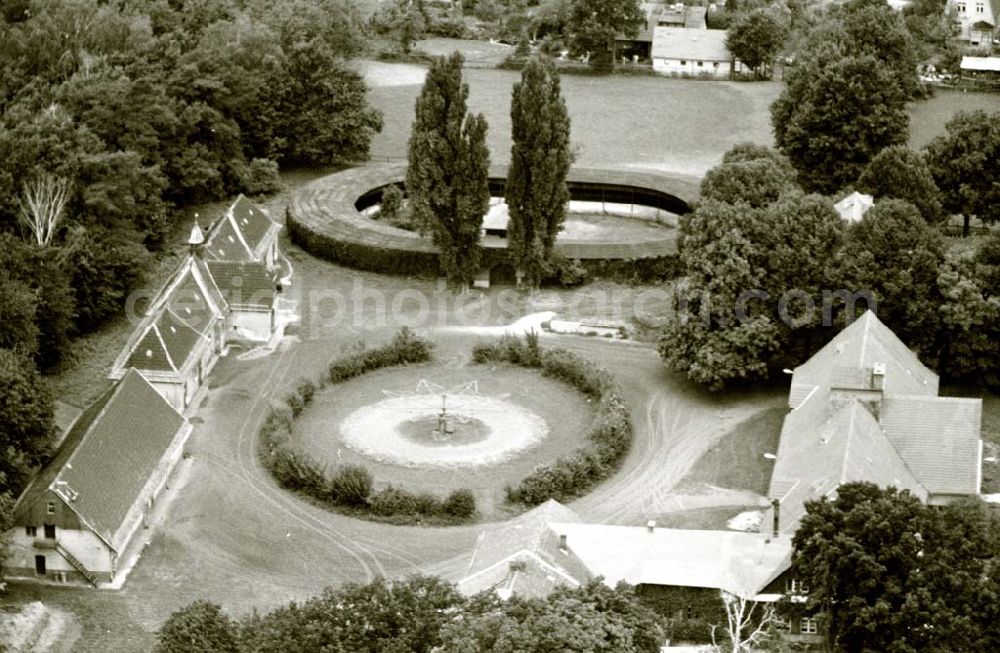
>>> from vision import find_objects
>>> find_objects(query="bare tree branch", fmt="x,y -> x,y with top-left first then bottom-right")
18,173 -> 71,247
715,591 -> 778,653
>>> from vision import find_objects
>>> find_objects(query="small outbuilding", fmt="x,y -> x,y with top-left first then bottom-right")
833,191 -> 874,223
651,27 -> 734,79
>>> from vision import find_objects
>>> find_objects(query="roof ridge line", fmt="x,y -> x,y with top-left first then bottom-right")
152,323 -> 178,372
226,204 -> 255,258
164,306 -> 211,343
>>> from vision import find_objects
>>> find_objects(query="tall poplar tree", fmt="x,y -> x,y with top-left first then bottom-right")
505,55 -> 571,288
406,52 -> 490,287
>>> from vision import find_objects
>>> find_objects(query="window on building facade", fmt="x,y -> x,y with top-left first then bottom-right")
25,526 -> 37,537
43,523 -> 56,539
958,2 -> 967,11
680,60 -> 686,65
697,61 -> 704,66
787,577 -> 809,594
976,2 -> 984,11
801,617 -> 819,634
46,501 -> 55,514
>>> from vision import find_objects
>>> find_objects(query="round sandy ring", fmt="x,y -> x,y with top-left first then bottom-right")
339,395 -> 548,467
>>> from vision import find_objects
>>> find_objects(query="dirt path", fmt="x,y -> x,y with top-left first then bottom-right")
5,297 -> 783,652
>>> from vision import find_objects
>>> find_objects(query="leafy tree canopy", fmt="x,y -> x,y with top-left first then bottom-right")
791,482 -> 1000,652
156,601 -> 240,653
726,9 -> 789,78
772,53 -> 908,193
659,192 -> 845,389
926,110 -> 1000,227
836,198 -> 944,357
0,348 -> 55,494
406,52 -> 490,287
506,54 -> 572,287
857,145 -> 943,224
566,0 -> 644,68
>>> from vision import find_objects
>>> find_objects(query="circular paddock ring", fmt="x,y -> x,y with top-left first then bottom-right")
286,163 -> 700,278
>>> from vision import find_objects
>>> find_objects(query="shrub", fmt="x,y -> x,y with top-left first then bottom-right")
246,158 -> 282,195
380,184 -> 404,221
413,492 -> 443,516
442,489 -> 476,518
548,254 -> 588,287
369,486 -> 420,516
257,329 -> 471,525
329,465 -> 373,507
474,334 -> 633,506
425,18 -> 468,38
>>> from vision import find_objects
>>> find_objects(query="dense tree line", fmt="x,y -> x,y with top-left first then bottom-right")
156,576 -> 665,653
0,0 -> 382,534
788,483 -> 1000,652
660,130 -> 1000,390
0,0 -> 381,366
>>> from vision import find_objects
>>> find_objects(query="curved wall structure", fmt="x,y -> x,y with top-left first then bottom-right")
286,162 -> 700,279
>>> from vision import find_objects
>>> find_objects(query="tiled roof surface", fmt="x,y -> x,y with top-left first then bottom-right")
205,215 -> 250,262
206,261 -> 277,309
652,27 -> 730,62
204,195 -> 278,262
790,311 -> 938,398
126,309 -> 206,373
458,500 -> 591,599
229,195 -> 276,252
881,396 -> 982,495
550,523 -> 793,599
117,258 -> 223,375
769,391 -> 927,533
14,371 -> 187,551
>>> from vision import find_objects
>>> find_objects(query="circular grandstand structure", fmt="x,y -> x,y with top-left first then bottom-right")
286,162 -> 700,280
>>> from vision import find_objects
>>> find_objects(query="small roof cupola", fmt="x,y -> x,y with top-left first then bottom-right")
188,223 -> 205,256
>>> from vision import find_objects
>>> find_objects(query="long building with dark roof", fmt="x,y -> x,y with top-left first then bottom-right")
6,370 -> 191,586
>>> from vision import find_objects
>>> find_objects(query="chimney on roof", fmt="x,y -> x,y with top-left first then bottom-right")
559,533 -> 568,552
188,223 -> 205,258
647,519 -> 656,533
871,362 -> 886,391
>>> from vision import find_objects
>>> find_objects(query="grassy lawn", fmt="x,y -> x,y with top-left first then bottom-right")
366,68 -> 781,175
678,405 -> 785,496
907,89 -> 1000,150
291,361 -> 594,519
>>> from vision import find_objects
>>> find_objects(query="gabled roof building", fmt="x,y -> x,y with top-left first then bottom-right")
6,371 -> 191,586
769,310 -> 982,533
204,194 -> 282,269
109,195 -> 285,410
109,255 -> 229,411
462,312 -> 981,647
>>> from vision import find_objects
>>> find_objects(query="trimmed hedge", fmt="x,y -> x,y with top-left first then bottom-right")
259,328 -> 479,525
473,333 -> 633,505
286,213 -> 441,277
